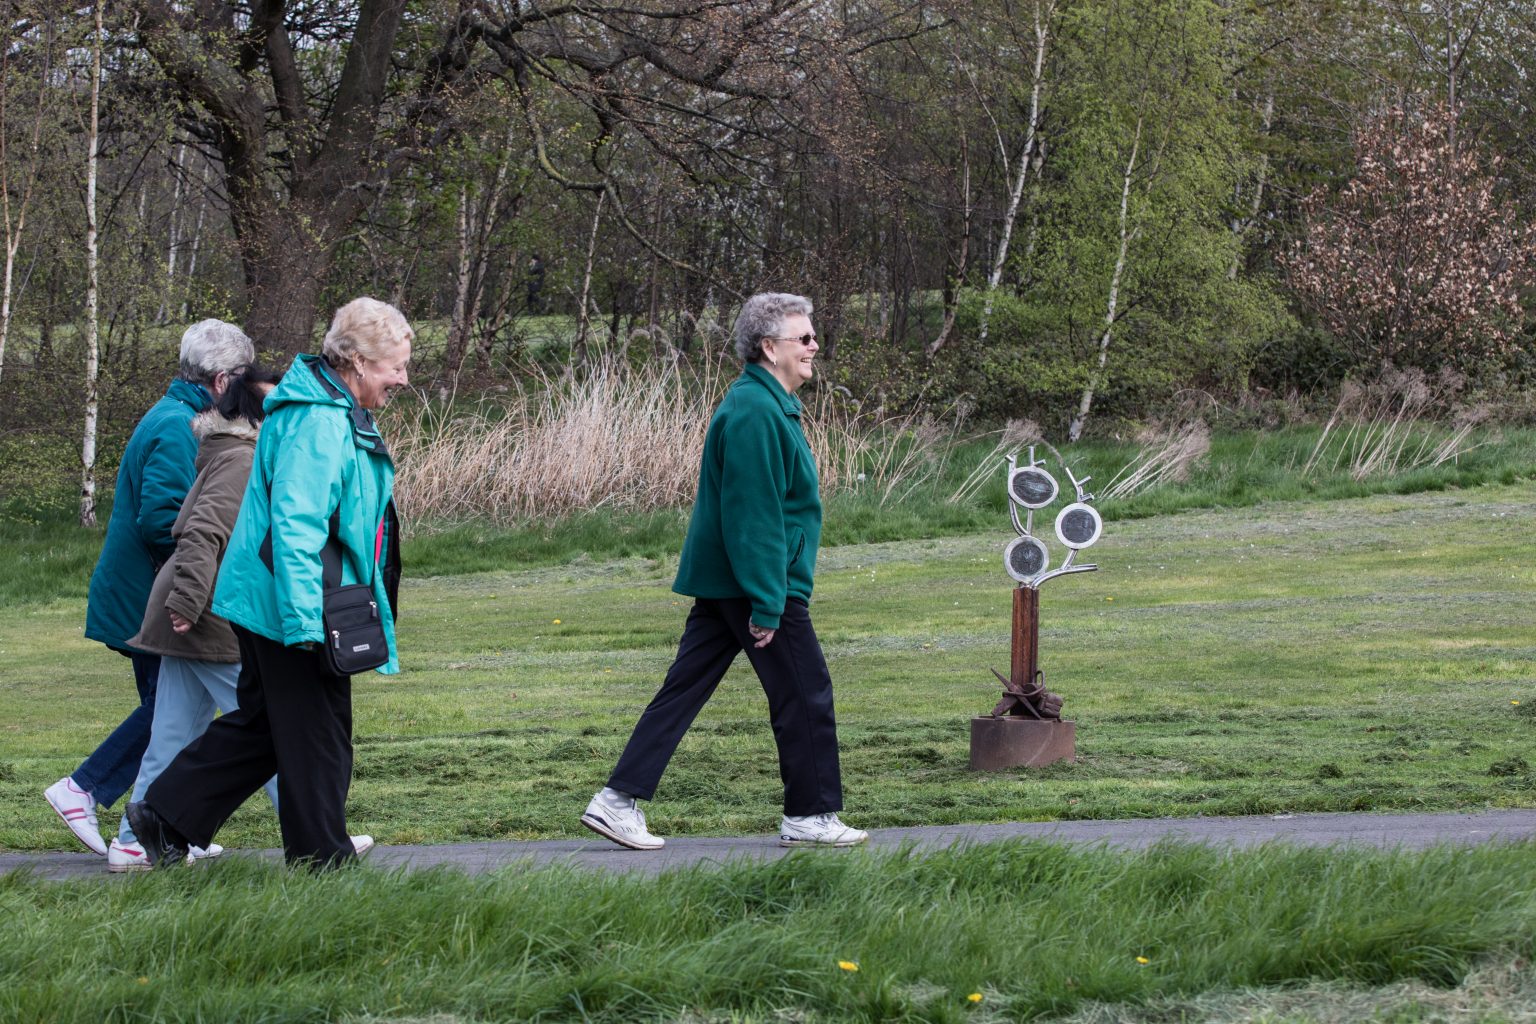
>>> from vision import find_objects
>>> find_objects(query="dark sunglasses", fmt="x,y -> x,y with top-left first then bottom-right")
763,333 -> 817,345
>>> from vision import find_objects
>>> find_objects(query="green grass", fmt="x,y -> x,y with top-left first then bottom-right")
5,842 -> 1536,1022
3,483 -> 1535,852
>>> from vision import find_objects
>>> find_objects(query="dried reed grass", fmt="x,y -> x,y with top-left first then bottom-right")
1303,367 -> 1490,481
1100,419 -> 1212,501
946,419 -> 1044,504
388,359 -> 962,529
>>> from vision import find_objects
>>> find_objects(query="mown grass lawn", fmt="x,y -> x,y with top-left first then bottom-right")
3,484 -> 1534,851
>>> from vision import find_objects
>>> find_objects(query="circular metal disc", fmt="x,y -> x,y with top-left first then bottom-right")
1009,466 -> 1059,509
1054,502 -> 1103,549
1004,535 -> 1050,583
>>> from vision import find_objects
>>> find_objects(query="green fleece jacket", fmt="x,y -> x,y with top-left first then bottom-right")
673,362 -> 822,629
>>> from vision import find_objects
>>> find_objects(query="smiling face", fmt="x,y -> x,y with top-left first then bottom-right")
760,313 -> 818,393
350,339 -> 412,410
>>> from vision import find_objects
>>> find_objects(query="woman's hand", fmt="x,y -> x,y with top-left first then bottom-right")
168,610 -> 194,634
748,622 -> 776,648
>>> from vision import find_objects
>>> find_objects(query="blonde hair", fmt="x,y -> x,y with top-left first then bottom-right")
321,297 -> 413,369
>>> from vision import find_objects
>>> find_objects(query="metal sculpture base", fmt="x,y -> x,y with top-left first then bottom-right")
969,716 -> 1076,770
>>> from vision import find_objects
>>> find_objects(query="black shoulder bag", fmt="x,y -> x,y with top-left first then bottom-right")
317,509 -> 389,676
260,506 -> 389,676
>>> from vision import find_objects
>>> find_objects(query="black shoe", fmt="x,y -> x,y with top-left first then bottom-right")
125,801 -> 189,868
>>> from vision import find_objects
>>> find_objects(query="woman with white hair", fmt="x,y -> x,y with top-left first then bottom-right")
45,319 -> 254,858
582,292 -> 868,850
128,298 -> 410,869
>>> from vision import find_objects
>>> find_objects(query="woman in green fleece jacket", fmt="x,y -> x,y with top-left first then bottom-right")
583,292 -> 868,851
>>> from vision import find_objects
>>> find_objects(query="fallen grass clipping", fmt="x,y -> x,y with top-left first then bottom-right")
4,841 -> 1536,1022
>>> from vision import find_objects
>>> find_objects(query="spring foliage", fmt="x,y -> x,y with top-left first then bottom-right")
1285,103 -> 1536,373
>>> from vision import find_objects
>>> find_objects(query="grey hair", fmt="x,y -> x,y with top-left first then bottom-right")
732,292 -> 813,363
178,319 -> 255,385
322,296 -> 414,369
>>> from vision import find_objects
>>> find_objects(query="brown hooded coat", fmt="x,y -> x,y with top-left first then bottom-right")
127,410 -> 260,662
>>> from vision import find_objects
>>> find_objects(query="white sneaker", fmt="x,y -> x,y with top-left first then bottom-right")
780,812 -> 869,848
45,777 -> 108,856
188,843 -> 223,863
351,835 -> 375,858
580,788 -> 664,850
107,837 -> 150,872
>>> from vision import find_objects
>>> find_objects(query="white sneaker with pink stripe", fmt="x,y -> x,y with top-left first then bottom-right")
45,777 -> 107,856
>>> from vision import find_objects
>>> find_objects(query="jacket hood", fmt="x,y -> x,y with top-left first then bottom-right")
264,353 -> 353,413
266,354 -> 390,456
191,408 -> 261,443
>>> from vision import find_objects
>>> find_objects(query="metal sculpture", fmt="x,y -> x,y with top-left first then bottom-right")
971,444 -> 1103,770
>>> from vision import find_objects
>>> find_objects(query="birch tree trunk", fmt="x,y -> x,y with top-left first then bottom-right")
181,155 -> 210,318
976,0 -> 1055,347
1228,91 -> 1272,280
1068,116 -> 1142,444
156,142 -> 186,323
79,0 -> 103,527
575,190 -> 606,363
926,129 -> 971,359
0,18 -> 52,386
443,184 -> 475,378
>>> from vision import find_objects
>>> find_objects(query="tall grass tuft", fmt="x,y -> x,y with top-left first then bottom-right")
389,359 -> 966,530
1100,418 -> 1212,501
389,359 -> 720,526
945,419 -> 1043,504
1302,367 -> 1489,481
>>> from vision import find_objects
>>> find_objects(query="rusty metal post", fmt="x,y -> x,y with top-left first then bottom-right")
1011,586 -> 1039,689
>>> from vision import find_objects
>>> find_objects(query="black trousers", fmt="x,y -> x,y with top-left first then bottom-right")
146,625 -> 355,868
608,597 -> 844,816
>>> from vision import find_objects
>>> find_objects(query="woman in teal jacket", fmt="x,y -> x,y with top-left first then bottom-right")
582,292 -> 867,851
128,298 -> 411,869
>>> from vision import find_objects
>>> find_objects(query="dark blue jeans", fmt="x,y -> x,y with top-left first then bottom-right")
72,651 -> 160,808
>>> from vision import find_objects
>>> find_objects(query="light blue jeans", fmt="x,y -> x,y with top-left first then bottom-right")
118,655 -> 279,845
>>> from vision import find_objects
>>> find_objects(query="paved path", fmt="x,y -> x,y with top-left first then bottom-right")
6,809 -> 1535,881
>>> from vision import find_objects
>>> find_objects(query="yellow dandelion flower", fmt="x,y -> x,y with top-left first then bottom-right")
137,977 -> 149,985
967,992 -> 983,1003
1135,956 -> 1150,965
1513,700 -> 1522,705
553,619 -> 562,624
1106,596 -> 1114,602
838,960 -> 859,972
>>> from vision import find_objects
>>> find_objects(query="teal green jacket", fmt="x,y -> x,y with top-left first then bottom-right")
85,377 -> 213,652
673,362 -> 822,629
211,355 -> 400,674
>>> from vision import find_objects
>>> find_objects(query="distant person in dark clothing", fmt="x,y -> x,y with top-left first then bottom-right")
44,319 -> 254,858
526,253 -> 546,314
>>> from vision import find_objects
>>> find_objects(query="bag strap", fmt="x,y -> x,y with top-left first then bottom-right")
257,488 -> 351,591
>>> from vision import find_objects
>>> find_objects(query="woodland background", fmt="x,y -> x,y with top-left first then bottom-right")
2,0 -> 1534,521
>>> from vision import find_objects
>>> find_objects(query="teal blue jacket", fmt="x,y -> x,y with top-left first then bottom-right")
672,363 -> 822,629
211,355 -> 400,674
85,377 -> 213,652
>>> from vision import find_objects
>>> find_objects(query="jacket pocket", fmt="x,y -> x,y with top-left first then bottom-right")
787,528 -> 806,568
